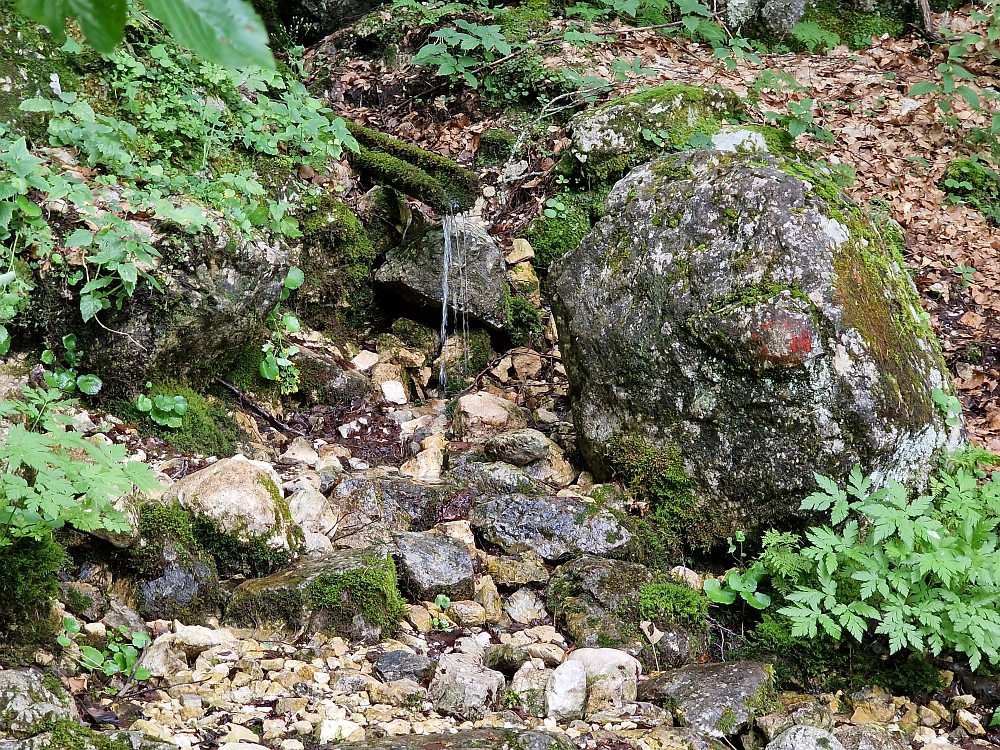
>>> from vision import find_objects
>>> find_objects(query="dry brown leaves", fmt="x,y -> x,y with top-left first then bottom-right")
308,7 -> 1000,448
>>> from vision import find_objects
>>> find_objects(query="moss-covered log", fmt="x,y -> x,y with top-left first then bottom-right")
345,121 -> 479,211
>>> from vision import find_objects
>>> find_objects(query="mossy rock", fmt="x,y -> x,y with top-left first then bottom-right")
0,536 -> 65,645
225,546 -> 405,642
20,718 -> 177,750
566,83 -> 748,181
550,150 -> 963,547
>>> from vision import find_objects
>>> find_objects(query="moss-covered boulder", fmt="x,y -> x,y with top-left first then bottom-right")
550,150 -> 963,546
566,84 -> 747,181
0,669 -> 78,738
546,556 -> 708,670
225,546 -> 405,642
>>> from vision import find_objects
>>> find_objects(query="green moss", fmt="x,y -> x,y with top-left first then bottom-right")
304,554 -> 406,635
507,295 -> 543,346
62,586 -> 93,617
744,125 -> 795,154
124,501 -> 200,578
192,515 -> 292,579
638,582 -> 709,630
0,536 -> 65,644
527,188 -> 609,270
482,54 -> 577,109
498,0 -> 552,42
800,0 -> 906,49
36,718 -> 140,750
113,383 -> 241,457
391,318 -> 439,359
345,121 -> 479,211
477,129 -> 518,166
715,705 -> 738,734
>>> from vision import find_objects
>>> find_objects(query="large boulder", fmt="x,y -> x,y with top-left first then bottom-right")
550,150 -> 963,545
0,670 -> 78,738
375,215 -> 510,333
393,530 -> 475,601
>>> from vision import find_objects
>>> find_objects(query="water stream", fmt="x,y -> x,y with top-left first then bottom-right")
438,207 -> 469,390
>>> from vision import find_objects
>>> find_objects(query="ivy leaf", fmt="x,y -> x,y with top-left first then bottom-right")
141,0 -> 276,70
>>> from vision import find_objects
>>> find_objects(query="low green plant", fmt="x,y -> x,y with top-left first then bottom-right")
789,21 -> 840,52
764,98 -> 833,142
259,267 -> 305,394
704,564 -> 771,609
778,462 -> 1000,670
59,615 -> 152,685
410,20 -> 513,88
135,383 -> 189,428
0,386 -> 159,547
931,386 -> 963,429
431,593 -> 453,631
40,334 -> 102,397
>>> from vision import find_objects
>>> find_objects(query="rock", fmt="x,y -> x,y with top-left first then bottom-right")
545,661 -> 588,721
639,661 -> 774,738
375,215 -> 510,332
225,546 -> 403,641
956,708 -> 986,735
58,582 -> 108,622
374,650 -> 433,683
485,644 -> 531,676
550,150 -> 963,545
567,648 -> 641,715
393,531 -> 475,601
452,393 -> 528,442
448,600 -> 487,626
484,429 -> 553,465
469,494 -> 630,561
427,653 -> 506,720
475,575 -> 506,625
315,718 -> 366,743
139,634 -> 188,678
450,457 -> 547,495
567,84 -> 746,181
523,446 -> 578,489
398,447 -> 444,480
172,624 -> 238,658
0,669 -> 79,737
289,346 -> 372,408
766,726 -> 846,750
330,728 -> 574,750
369,678 -> 427,707
166,455 -> 297,551
0,727 -> 178,750
622,727 -> 725,749
486,553 -> 550,586
834,725 -> 908,750
287,486 -> 338,553
756,701 -> 833,741
511,662 -> 552,717
504,587 -> 548,624
352,350 -> 379,371
381,380 -> 408,405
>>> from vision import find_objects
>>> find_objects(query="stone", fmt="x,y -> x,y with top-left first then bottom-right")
287,486 -> 338,553
0,669 -> 79,737
290,347 -> 372,408
548,555 -> 705,670
567,648 -> 642,715
475,576 -> 506,625
327,728 -> 574,750
523,447 -> 578,489
315,718 -> 365,743
452,393 -> 528,442
427,653 -> 506,721
469,494 -> 629,561
524,642 -> 564,666
352,350 -> 379,371
225,546 -> 403,642
511,662 -> 552,717
280,437 -> 320,466
504,587 -> 548,624
550,149 -> 963,545
766,726 -> 846,750
508,239 -> 535,264
484,429 -> 553,465
58,581 -> 108,622
393,531 -> 475,601
545,660 -> 588,721
448,600 -> 487,626
956,708 -> 986,735
566,84 -> 746,181
834,725 -> 908,750
172,624 -> 238,658
486,553 -> 550,586
485,644 -> 531,676
381,380 -> 408,405
756,701 -> 832,741
639,661 -> 774,738
374,650 -> 432,683
398,447 -> 443,480
165,455 -> 296,550
369,678 -> 427,707
375,215 -> 510,332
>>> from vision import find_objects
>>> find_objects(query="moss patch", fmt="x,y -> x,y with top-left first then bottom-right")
0,536 -> 65,644
36,718 -> 140,750
305,554 -> 407,635
638,581 -> 710,630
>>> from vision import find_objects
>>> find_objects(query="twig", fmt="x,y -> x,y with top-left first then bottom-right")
212,378 -> 307,437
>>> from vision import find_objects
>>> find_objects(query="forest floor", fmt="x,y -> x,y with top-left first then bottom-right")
304,6 -> 1000,449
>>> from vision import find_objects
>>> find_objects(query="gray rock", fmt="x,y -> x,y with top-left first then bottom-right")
374,650 -> 433,683
289,346 -> 371,409
330,728 -> 574,750
756,700 -> 833,741
375,215 -> 509,332
545,661 -> 588,721
567,648 -> 641,716
449,457 -> 547,495
427,653 -> 506,720
58,582 -> 108,622
0,669 -> 78,738
510,662 -> 551,717
567,84 -> 745,181
550,150 -> 963,546
484,429 -> 554,466
393,531 -> 475,601
225,546 -> 403,642
767,726 -> 846,750
547,555 -> 706,670
639,661 -> 774,738
503,587 -> 548,624
452,393 -> 529,442
485,644 -> 531,676
0,729 -> 176,750
834,725 -> 908,750
469,494 -> 630,561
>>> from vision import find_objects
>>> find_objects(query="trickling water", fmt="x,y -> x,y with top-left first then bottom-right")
438,206 -> 467,389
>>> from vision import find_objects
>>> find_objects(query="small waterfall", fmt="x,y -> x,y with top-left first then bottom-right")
438,208 -> 454,388
438,207 -> 470,391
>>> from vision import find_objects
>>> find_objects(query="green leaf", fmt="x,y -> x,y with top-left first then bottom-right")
79,294 -> 104,322
703,577 -> 737,605
16,195 -> 42,218
66,0 -> 127,53
65,228 -> 94,248
908,81 -> 939,96
135,394 -> 152,412
16,0 -> 70,43
259,357 -> 279,380
283,266 -> 304,290
141,0 -> 276,70
75,374 -> 102,395
79,644 -> 105,669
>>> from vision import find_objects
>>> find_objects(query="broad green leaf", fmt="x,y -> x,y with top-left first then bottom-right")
908,81 -> 939,96
142,0 -> 276,70
283,266 -> 304,289
79,644 -> 105,669
75,374 -> 102,395
16,0 -> 69,43
136,394 -> 153,412
259,357 -> 279,380
80,294 -> 104,322
67,0 -> 127,53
